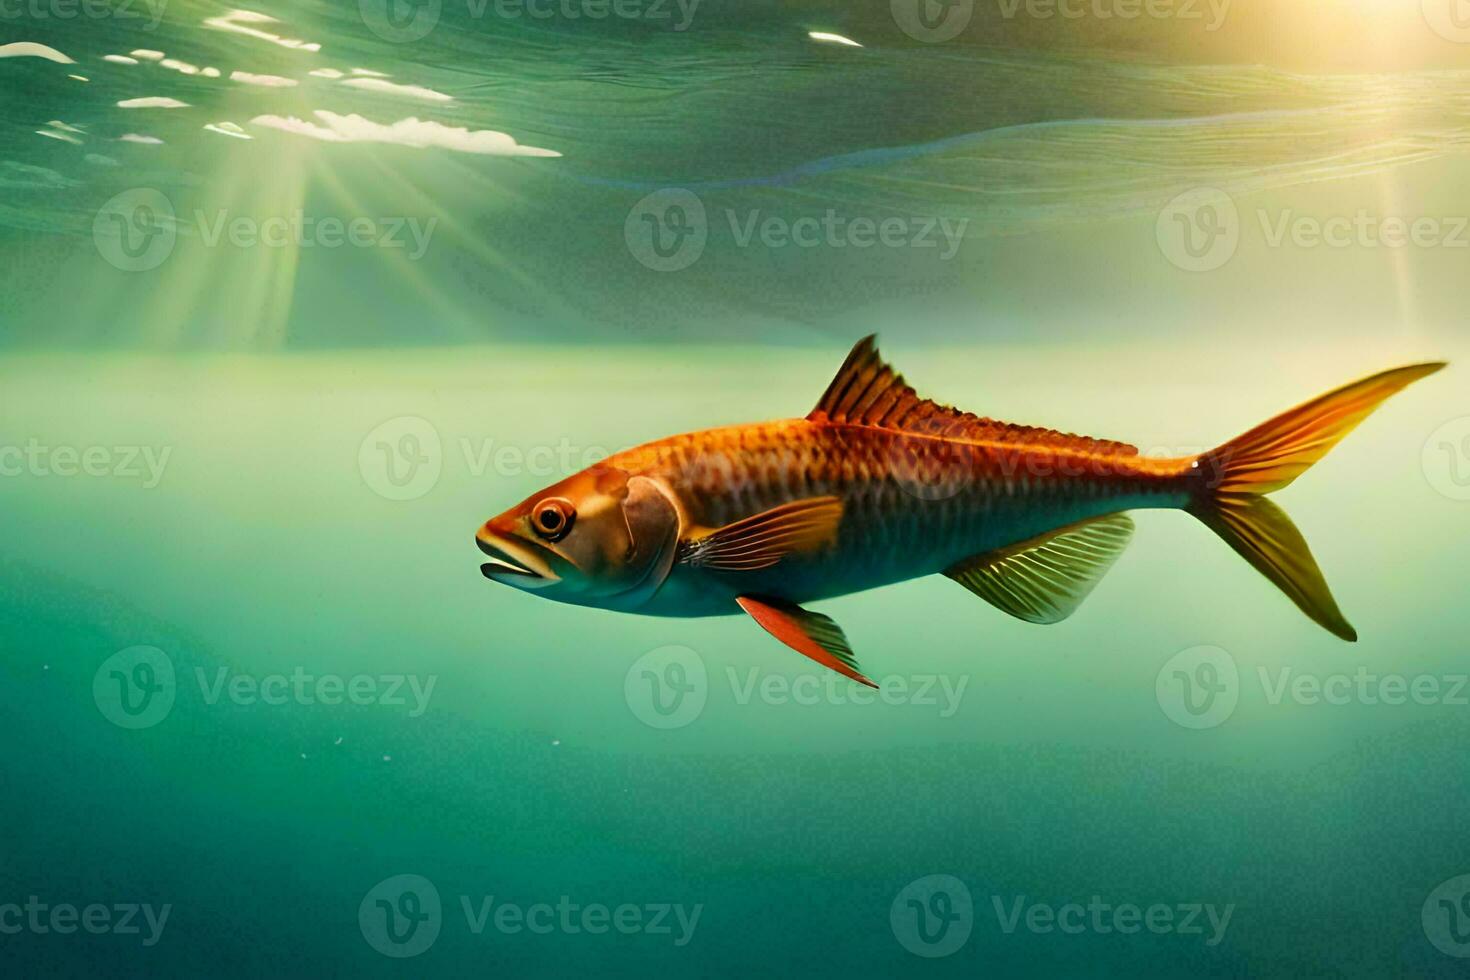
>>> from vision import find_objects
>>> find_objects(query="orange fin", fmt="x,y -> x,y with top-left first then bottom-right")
685,497 -> 842,571
1189,361 -> 1446,641
946,514 -> 1134,624
1200,361 -> 1447,495
1191,495 -> 1356,641
809,335 -> 1137,456
736,595 -> 878,688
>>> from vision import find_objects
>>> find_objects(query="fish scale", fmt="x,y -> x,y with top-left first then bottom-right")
478,336 -> 1444,682
606,418 -> 1188,611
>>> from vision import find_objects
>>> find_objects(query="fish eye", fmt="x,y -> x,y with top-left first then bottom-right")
531,498 -> 575,542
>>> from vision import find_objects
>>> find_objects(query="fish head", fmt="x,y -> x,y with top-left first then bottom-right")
475,465 -> 680,609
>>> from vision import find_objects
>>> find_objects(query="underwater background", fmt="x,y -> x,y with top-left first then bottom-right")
3,0 -> 1470,976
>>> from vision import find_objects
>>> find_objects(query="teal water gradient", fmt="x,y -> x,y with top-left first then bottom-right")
3,0 -> 1470,976
2,342 -> 1468,977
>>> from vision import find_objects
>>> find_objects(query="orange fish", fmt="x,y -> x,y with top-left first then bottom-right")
476,337 -> 1444,688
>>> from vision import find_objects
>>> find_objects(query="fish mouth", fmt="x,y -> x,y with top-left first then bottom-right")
476,531 -> 558,588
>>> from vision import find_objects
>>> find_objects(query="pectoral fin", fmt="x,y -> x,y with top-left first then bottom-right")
736,595 -> 878,689
946,514 -> 1134,624
685,497 -> 842,571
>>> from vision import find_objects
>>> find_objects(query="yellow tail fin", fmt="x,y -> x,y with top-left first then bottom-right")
1190,362 -> 1446,641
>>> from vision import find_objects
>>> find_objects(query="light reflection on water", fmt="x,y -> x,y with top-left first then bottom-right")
1,4 -> 1469,977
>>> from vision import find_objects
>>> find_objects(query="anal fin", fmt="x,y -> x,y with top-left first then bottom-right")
946,514 -> 1134,624
736,595 -> 878,689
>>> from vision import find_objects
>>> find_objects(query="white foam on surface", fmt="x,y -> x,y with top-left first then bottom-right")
250,111 -> 561,157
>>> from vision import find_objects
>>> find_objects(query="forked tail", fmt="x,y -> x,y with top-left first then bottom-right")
1189,362 -> 1446,641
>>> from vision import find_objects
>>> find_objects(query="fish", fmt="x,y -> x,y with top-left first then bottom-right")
475,336 -> 1445,688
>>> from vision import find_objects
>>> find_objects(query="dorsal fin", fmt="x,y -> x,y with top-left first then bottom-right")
809,335 -> 1139,456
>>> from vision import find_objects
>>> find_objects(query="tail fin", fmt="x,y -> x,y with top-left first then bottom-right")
1189,362 -> 1446,641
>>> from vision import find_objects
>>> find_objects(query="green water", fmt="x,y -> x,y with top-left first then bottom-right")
3,1 -> 1470,977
